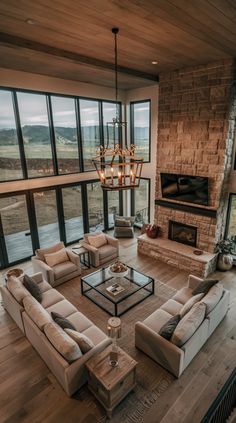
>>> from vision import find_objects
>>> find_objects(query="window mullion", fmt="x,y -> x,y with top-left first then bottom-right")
12,91 -> 28,179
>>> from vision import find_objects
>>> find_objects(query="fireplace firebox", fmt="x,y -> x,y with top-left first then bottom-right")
168,220 -> 197,247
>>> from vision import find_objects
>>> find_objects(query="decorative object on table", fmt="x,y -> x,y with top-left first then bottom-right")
92,27 -> 143,191
6,268 -> 24,280
141,223 -> 150,234
107,317 -> 121,367
193,249 -> 203,256
215,238 -> 234,271
146,224 -> 159,238
106,283 -> 125,296
108,260 -> 128,278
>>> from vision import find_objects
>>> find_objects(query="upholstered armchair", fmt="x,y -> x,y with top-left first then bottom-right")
113,215 -> 135,238
80,232 -> 119,267
31,242 -> 81,287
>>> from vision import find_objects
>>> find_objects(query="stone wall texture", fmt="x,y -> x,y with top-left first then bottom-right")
155,59 -> 236,253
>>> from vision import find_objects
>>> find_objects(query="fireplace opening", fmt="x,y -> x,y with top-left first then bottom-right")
168,220 -> 197,247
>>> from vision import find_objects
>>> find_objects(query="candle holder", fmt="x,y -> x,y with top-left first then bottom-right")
107,317 -> 121,367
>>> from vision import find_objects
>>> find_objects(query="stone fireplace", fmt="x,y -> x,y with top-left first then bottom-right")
168,220 -> 197,248
138,59 -> 236,277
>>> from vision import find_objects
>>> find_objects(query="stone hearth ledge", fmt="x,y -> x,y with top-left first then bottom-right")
137,234 -> 217,278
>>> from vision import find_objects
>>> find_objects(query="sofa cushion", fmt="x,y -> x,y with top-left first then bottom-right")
171,302 -> 206,347
44,249 -> 68,268
41,289 -> 64,309
23,274 -> 42,303
99,245 -> 117,260
44,322 -> 82,362
52,261 -> 77,280
180,293 -> 205,318
38,280 -> 52,293
64,328 -> 94,353
172,287 -> 193,305
192,279 -> 219,295
67,311 -> 93,333
51,311 -> 76,330
160,299 -> 183,316
159,314 -> 181,340
45,299 -> 77,318
82,325 -> 108,346
201,283 -> 223,315
87,233 -> 107,248
23,296 -> 51,330
36,242 -> 65,262
7,276 -> 30,305
144,309 -> 173,333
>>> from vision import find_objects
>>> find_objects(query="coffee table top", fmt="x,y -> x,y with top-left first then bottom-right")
85,345 -> 137,390
81,264 -> 154,304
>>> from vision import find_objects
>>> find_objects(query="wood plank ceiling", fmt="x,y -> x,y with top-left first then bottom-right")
0,0 -> 236,89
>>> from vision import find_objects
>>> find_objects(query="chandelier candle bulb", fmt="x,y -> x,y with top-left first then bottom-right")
111,166 -> 114,184
118,171 -> 122,185
130,169 -> 133,184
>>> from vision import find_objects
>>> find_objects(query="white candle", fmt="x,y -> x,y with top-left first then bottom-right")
130,169 -> 133,185
118,171 -> 122,185
111,166 -> 114,184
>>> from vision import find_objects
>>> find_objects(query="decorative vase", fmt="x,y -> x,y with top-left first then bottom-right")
217,253 -> 233,271
146,224 -> 159,239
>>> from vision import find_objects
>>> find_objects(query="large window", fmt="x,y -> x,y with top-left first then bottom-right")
130,100 -> 151,162
0,90 -> 23,181
87,182 -> 104,232
80,99 -> 100,171
33,189 -> 60,248
17,92 -> 54,178
51,96 -> 79,174
132,179 -> 150,226
226,194 -> 236,254
62,186 -> 84,243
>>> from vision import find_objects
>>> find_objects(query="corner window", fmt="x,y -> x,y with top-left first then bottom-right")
130,100 -> 151,162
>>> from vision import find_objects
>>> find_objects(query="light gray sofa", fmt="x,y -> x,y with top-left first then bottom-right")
135,274 -> 230,377
80,232 -> 119,267
1,272 -> 111,396
31,242 -> 81,287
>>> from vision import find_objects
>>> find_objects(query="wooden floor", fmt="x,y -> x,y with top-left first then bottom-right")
0,234 -> 236,423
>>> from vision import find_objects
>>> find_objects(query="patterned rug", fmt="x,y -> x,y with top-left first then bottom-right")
57,277 -> 177,423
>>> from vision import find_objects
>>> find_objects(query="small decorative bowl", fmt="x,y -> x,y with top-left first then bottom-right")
193,249 -> 203,256
108,267 -> 129,278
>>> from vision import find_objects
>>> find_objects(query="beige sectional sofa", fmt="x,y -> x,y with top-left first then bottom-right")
1,272 -> 111,396
135,274 -> 230,377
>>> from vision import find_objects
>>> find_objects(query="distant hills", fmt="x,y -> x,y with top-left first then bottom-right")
0,125 -> 148,146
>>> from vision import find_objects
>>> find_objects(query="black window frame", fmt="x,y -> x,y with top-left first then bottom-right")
130,99 -> 151,164
0,86 -> 122,182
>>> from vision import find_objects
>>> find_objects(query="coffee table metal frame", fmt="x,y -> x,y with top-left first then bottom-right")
81,264 -> 154,316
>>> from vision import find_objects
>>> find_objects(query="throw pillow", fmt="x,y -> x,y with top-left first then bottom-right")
201,283 -> 223,315
87,233 -> 107,249
44,322 -> 82,362
171,302 -> 206,347
51,311 -> 76,331
64,328 -> 95,353
180,293 -> 205,318
44,248 -> 68,268
23,296 -> 51,330
7,276 -> 30,305
159,314 -> 181,340
23,274 -> 42,303
192,279 -> 219,296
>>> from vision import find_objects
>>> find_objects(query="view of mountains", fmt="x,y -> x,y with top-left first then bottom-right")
0,125 -> 149,146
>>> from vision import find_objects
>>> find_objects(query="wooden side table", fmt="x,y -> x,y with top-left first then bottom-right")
72,245 -> 90,268
85,345 -> 137,418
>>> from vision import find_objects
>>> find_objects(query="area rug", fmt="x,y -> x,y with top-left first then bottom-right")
57,277 -> 177,423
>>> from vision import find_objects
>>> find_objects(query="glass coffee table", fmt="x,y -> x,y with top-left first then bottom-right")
81,264 -> 154,316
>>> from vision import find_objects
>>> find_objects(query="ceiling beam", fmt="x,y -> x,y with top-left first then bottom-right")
0,32 -> 159,82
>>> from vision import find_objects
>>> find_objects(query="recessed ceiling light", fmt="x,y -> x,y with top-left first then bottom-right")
25,18 -> 39,25
151,61 -> 158,65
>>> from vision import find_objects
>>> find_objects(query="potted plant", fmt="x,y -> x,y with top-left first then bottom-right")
215,238 -> 234,271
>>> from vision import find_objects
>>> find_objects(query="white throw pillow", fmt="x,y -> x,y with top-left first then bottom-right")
171,302 -> 206,347
201,283 -> 223,315
44,322 -> 82,362
87,233 -> 107,249
7,276 -> 30,305
180,293 -> 205,318
64,328 -> 94,353
44,248 -> 68,267
23,296 -> 51,330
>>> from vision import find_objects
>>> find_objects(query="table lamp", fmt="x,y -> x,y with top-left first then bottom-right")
107,317 -> 121,367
